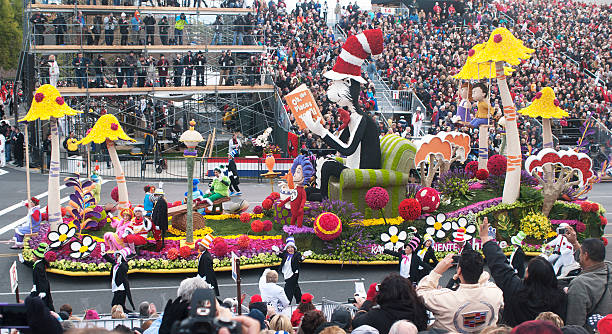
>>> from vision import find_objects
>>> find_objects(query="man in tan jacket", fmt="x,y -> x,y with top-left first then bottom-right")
417,250 -> 504,333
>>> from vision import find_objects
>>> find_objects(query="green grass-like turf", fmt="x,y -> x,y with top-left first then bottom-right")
436,188 -> 498,213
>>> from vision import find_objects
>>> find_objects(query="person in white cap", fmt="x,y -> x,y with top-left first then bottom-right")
298,29 -> 384,200
271,237 -> 312,304
543,223 -> 577,276
412,107 -> 424,137
103,248 -> 135,313
196,234 -> 219,296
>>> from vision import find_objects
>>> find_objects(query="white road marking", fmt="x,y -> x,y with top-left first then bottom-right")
0,278 -> 364,296
0,180 -> 109,235
0,169 -> 7,176
0,185 -> 68,217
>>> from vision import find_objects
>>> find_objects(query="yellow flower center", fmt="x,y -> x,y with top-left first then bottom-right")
434,222 -> 442,230
390,235 -> 399,243
79,245 -> 88,253
59,235 -> 67,242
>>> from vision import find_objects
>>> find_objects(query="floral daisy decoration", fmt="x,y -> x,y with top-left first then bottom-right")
452,217 -> 477,241
47,223 -> 76,249
425,213 -> 451,239
69,236 -> 97,259
380,226 -> 407,251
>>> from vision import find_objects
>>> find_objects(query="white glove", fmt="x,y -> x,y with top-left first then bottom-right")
271,245 -> 280,254
303,250 -> 313,258
39,292 -> 46,299
299,111 -> 325,137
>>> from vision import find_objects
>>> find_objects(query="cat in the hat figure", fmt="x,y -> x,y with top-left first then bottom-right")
300,29 -> 384,199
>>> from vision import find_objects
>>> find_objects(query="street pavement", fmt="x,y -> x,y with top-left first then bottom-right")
0,165 -> 610,315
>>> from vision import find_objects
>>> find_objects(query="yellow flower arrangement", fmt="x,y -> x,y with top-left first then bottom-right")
471,27 -> 535,66
222,234 -> 283,240
518,87 -> 569,119
454,43 -> 515,80
77,114 -> 135,145
355,216 -> 404,227
20,84 -> 81,122
168,225 -> 214,237
205,213 -> 264,220
519,212 -> 553,240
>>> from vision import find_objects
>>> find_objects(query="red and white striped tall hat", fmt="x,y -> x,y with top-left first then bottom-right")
324,29 -> 384,84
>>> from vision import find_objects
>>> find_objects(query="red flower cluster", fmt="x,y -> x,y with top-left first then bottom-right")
35,93 -> 45,102
240,212 -> 251,223
111,187 -> 119,202
167,248 -> 179,260
365,187 -> 389,211
212,237 -> 228,257
314,212 -> 342,241
45,250 -> 57,263
251,220 -> 264,233
110,123 -> 119,131
600,216 -> 608,226
399,198 -> 421,221
55,96 -> 65,105
487,155 -> 507,176
602,237 -> 609,247
476,169 -> 489,181
262,198 -> 274,210
575,221 -> 586,233
270,192 -> 280,200
179,246 -> 192,258
580,202 -> 600,212
465,161 -> 478,177
263,220 -> 273,232
253,205 -> 263,214
237,235 -> 250,249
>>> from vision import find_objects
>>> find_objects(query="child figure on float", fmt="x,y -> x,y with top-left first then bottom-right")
299,29 -> 384,199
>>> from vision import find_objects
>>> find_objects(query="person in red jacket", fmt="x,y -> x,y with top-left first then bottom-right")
291,293 -> 315,327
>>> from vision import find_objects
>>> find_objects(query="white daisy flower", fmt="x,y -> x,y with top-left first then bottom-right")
452,217 -> 477,241
69,236 -> 97,259
380,226 -> 407,251
47,223 -> 76,249
425,213 -> 451,239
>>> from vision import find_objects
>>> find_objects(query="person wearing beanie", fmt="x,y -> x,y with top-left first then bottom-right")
597,314 -> 612,334
103,249 -> 135,313
12,197 -> 42,249
511,320 -> 562,334
417,234 -> 438,267
272,237 -> 313,304
382,236 -> 431,283
228,149 -> 241,196
31,242 -> 54,311
248,294 -> 268,316
510,231 -> 527,278
247,308 -> 266,330
196,234 -> 219,296
292,293 -> 315,326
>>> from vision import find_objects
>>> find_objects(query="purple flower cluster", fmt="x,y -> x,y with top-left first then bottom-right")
282,225 -> 315,235
305,199 -> 364,224
444,197 -> 503,219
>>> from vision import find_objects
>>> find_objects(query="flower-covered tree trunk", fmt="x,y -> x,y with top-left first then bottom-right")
48,117 -> 62,231
478,124 -> 489,170
419,153 -> 442,187
495,62 -> 521,203
106,139 -> 129,210
532,167 -> 581,216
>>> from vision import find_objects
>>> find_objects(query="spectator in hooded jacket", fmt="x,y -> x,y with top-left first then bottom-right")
480,217 -> 567,326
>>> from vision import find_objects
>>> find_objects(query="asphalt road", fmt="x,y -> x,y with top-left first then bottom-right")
0,165 -> 610,315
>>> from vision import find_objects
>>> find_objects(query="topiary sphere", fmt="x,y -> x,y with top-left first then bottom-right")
314,212 -> 342,241
465,161 -> 479,178
251,220 -> 264,233
262,199 -> 274,210
365,187 -> 389,211
415,187 -> 440,213
237,235 -> 250,249
263,220 -> 274,232
167,248 -> 179,260
475,169 -> 489,181
44,251 -> 57,263
487,155 -> 507,176
399,198 -> 422,221
111,187 -> 119,202
253,205 -> 263,214
179,246 -> 192,258
270,192 -> 280,200
211,237 -> 228,257
240,212 -> 251,223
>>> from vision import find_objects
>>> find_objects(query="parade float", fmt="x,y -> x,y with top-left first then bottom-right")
21,28 -> 608,276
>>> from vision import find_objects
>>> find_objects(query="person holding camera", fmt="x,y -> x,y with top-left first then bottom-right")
196,235 -> 220,296
416,249 -> 503,333
103,248 -> 135,313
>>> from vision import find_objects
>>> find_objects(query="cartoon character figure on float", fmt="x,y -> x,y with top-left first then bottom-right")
278,155 -> 315,227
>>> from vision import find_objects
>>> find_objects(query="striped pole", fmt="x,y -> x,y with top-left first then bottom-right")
478,124 -> 489,170
107,139 -> 130,210
48,118 -> 62,231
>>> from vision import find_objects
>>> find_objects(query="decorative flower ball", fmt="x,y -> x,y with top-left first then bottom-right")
270,192 -> 280,200
487,155 -> 507,176
167,248 -> 179,260
211,238 -> 228,257
580,202 -> 591,212
475,169 -> 489,181
365,187 -> 389,211
237,235 -> 250,249
590,203 -> 600,212
602,237 -> 609,247
263,220 -> 273,232
251,220 -> 264,233
45,250 -> 57,263
314,212 -> 342,241
179,246 -> 192,258
111,187 -> 119,202
575,221 -> 586,233
465,161 -> 478,177
398,198 -> 421,221
240,212 -> 251,223
253,205 -> 263,214
262,199 -> 274,210
415,187 -> 441,213
601,216 -> 608,226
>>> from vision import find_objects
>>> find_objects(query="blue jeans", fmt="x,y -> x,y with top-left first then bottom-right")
96,73 -> 104,87
5,142 -> 11,162
233,31 -> 243,45
175,29 -> 183,45
126,69 -> 134,87
75,71 -> 87,88
212,32 -> 222,45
